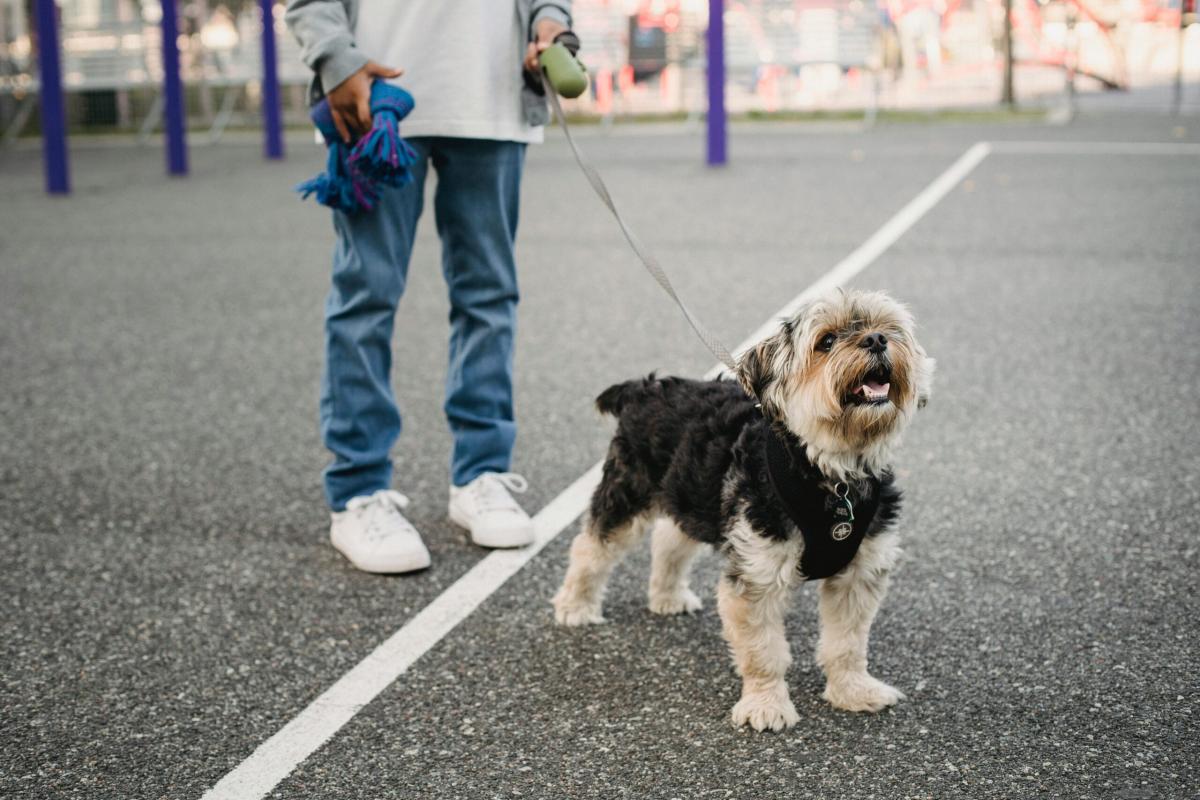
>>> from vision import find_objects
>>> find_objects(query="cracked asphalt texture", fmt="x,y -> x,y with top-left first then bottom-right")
1,113 -> 1197,799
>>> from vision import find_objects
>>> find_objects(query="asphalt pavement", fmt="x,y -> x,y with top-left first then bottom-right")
1,112 -> 1197,799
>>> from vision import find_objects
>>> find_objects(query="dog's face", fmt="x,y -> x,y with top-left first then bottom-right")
738,290 -> 935,472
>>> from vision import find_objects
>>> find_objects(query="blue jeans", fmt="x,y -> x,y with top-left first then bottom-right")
320,137 -> 526,511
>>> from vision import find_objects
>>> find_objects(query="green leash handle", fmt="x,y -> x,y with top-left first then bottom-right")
539,34 -> 588,99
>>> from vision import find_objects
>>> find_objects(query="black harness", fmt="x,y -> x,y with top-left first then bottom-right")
763,428 -> 882,580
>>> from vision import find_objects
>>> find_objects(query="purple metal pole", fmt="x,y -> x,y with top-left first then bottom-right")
706,0 -> 727,166
35,0 -> 69,194
259,0 -> 284,159
160,0 -> 188,175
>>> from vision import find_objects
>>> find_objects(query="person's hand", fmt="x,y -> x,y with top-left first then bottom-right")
326,61 -> 404,143
523,18 -> 569,74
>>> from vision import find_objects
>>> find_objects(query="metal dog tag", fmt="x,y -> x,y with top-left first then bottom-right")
828,483 -> 855,541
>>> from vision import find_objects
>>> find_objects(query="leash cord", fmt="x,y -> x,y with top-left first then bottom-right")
543,81 -> 739,373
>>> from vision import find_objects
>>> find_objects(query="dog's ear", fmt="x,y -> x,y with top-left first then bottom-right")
736,325 -> 790,406
916,355 -> 936,409
736,334 -> 773,400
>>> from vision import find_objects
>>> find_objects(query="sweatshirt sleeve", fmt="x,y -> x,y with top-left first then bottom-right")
284,0 -> 369,93
530,0 -> 573,35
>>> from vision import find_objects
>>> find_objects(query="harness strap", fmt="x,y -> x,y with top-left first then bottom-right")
764,428 -> 878,580
543,81 -> 738,372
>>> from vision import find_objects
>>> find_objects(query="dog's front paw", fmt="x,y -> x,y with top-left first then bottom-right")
648,588 -> 702,616
730,687 -> 800,732
552,590 -> 606,626
823,673 -> 904,713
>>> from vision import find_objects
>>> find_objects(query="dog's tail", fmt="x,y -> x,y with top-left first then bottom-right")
595,373 -> 659,417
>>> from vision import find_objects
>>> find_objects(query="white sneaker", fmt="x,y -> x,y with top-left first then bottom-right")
448,472 -> 535,549
330,489 -> 431,574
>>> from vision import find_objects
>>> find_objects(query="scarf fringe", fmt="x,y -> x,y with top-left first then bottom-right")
296,82 -> 417,214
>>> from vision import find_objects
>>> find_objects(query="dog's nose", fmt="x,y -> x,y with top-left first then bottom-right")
860,332 -> 888,353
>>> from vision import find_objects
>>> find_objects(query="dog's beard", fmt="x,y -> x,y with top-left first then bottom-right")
784,348 -> 913,450
740,290 -> 934,477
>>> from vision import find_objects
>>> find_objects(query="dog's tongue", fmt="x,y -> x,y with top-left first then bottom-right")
858,380 -> 890,399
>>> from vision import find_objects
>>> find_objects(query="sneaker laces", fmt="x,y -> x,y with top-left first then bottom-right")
469,472 -> 529,514
346,489 -> 416,543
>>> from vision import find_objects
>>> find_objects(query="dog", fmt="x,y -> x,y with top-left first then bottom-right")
552,289 -> 935,731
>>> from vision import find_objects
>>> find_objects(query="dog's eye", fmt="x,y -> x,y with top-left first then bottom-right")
816,333 -> 837,352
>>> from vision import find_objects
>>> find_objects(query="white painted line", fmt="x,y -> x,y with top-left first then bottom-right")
989,141 -> 1200,156
202,463 -> 602,800
202,141 -> 991,800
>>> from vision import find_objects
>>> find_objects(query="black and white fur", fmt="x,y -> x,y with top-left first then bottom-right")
552,289 -> 935,731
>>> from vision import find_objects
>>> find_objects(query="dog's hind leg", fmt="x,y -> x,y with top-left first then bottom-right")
553,512 -> 651,626
647,518 -> 705,615
554,441 -> 657,625
816,531 -> 904,713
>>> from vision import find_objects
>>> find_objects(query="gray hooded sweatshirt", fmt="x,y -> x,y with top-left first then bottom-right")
284,0 -> 573,138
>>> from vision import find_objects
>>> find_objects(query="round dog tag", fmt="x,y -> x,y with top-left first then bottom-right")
830,522 -> 853,541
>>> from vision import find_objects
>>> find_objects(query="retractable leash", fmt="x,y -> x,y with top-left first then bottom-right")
537,41 -> 738,373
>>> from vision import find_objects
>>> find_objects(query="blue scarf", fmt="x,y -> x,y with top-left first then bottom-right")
297,81 -> 419,214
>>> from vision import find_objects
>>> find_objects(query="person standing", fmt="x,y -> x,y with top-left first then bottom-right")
285,0 -> 575,573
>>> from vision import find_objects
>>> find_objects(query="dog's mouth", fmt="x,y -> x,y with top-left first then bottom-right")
847,367 -> 892,406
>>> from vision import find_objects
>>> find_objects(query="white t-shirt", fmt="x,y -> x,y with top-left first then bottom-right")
354,0 -> 543,144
